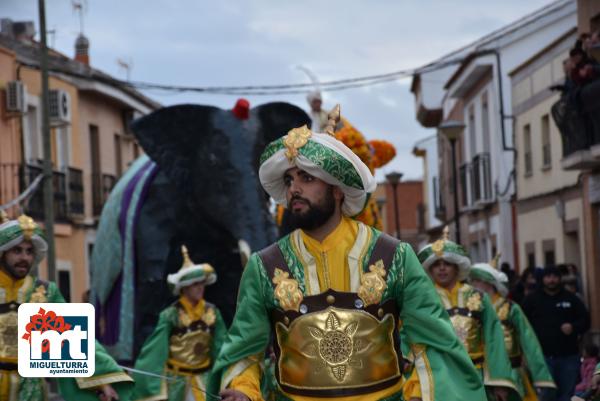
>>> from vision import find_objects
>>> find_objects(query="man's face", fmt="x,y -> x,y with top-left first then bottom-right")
471,278 -> 496,296
430,259 -> 459,288
310,98 -> 322,112
181,281 -> 205,305
543,273 -> 561,292
1,241 -> 34,279
284,167 -> 339,230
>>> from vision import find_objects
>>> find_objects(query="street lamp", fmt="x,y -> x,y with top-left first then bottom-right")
439,120 -> 466,245
385,171 -> 403,239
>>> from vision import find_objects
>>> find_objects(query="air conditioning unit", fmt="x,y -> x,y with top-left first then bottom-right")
122,109 -> 143,138
5,80 -> 27,114
49,89 -> 71,126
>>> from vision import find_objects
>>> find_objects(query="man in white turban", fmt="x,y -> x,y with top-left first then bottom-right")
214,108 -> 487,401
0,212 -> 132,401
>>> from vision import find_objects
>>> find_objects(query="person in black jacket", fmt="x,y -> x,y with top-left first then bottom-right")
522,266 -> 590,401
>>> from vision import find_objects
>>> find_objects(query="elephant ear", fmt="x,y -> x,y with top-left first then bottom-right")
252,102 -> 318,234
253,102 -> 312,150
131,104 -> 220,191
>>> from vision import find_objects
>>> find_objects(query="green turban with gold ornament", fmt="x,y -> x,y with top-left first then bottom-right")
417,227 -> 471,281
470,254 -> 509,296
258,105 -> 376,217
167,245 -> 217,295
0,212 -> 47,268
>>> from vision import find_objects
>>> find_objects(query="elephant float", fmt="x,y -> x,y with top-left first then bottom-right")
90,99 -> 310,361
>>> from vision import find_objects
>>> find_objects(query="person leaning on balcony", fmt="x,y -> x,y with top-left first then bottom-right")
470,257 -> 556,401
417,230 -> 520,401
0,210 -> 133,401
214,107 -> 487,401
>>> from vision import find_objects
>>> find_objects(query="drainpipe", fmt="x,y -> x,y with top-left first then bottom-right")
472,48 -> 518,268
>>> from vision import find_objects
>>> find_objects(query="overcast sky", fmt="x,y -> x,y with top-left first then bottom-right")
2,0 -> 556,181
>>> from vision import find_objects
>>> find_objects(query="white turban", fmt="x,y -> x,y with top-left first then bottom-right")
0,215 -> 47,267
258,126 -> 376,217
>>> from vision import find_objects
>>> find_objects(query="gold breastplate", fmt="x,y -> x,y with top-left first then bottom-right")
168,309 -> 215,369
447,307 -> 483,357
271,290 -> 402,397
0,302 -> 19,362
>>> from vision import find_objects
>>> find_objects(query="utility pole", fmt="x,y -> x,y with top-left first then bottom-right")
38,0 -> 56,282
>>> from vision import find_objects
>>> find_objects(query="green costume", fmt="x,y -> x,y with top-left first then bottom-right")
0,213 -> 133,401
131,246 -> 227,401
470,262 -> 555,401
215,121 -> 486,401
418,233 -> 520,401
215,231 -> 486,401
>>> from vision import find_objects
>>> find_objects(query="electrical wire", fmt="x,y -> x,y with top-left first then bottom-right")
38,54 -> 468,97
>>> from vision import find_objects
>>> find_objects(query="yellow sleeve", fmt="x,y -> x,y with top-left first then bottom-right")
402,366 -> 423,400
230,363 -> 263,401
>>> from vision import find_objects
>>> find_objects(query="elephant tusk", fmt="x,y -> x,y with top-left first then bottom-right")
238,239 -> 251,268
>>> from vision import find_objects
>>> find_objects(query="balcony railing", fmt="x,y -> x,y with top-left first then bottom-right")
0,163 -> 85,222
18,164 -> 68,222
553,79 -> 600,169
92,173 -> 116,216
67,167 -> 84,217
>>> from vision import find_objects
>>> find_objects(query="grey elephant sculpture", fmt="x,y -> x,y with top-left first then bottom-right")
90,99 -> 310,361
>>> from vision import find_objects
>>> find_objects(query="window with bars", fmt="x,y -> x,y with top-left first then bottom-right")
472,153 -> 493,203
541,114 -> 552,168
524,124 -> 533,176
432,176 -> 445,218
459,163 -> 471,207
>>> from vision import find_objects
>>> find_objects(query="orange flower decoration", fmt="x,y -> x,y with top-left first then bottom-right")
335,119 -> 375,172
369,140 -> 396,168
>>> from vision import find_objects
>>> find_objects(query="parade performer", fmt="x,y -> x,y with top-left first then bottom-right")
0,212 -> 133,401
417,230 -> 520,401
131,245 -> 227,401
469,257 -> 556,401
215,106 -> 486,401
306,91 -> 328,133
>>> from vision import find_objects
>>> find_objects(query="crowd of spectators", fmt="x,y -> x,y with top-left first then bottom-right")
504,264 -> 592,401
554,30 -> 600,93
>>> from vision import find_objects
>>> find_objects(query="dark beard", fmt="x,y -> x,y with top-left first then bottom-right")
0,256 -> 31,280
289,187 -> 336,231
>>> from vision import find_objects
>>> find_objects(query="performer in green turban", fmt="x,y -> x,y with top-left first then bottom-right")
470,257 -> 556,401
0,211 -> 133,401
417,228 -> 520,401
214,107 -> 486,401
131,245 -> 227,401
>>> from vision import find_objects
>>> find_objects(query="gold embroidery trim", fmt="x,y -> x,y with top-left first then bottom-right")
272,268 -> 303,312
497,301 -> 510,321
466,292 -> 482,312
358,260 -> 387,307
29,285 -> 47,303
202,307 -> 216,326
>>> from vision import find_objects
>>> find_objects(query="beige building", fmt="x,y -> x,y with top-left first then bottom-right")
0,21 -> 158,301
510,30 -> 585,277
549,0 -> 600,330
